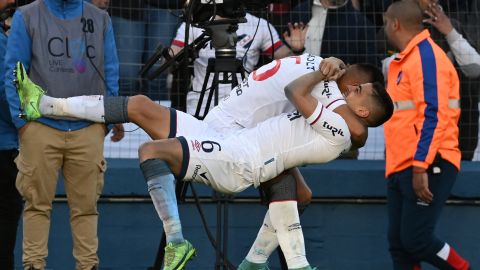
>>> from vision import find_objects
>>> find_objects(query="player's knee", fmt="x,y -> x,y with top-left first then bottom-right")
296,185 -> 312,205
138,141 -> 163,162
266,174 -> 297,202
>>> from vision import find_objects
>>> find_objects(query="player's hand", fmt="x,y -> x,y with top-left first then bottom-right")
110,123 -> 125,142
284,22 -> 308,52
320,57 -> 346,80
412,168 -> 433,204
423,3 -> 453,36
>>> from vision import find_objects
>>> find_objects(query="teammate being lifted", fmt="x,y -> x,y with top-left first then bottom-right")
14,55 -> 393,270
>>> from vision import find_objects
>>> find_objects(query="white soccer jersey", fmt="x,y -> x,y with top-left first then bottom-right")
204,54 -> 346,132
172,13 -> 284,115
173,103 -> 351,194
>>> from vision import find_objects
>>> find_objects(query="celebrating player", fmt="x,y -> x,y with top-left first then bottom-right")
14,56 -> 393,270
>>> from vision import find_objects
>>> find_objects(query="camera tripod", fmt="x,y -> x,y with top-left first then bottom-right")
149,56 -> 246,270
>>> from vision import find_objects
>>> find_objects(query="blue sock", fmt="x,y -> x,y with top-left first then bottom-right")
140,159 -> 184,244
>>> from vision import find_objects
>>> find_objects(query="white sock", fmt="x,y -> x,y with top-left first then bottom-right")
245,210 -> 279,263
39,95 -> 106,122
269,201 -> 309,269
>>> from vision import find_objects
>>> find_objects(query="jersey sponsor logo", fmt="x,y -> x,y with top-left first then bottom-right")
192,164 -> 209,182
323,121 -> 345,137
321,81 -> 332,98
305,54 -> 316,71
287,111 -> 302,121
192,164 -> 201,180
191,140 -> 201,152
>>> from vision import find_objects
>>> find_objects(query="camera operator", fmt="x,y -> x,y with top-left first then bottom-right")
169,12 -> 308,115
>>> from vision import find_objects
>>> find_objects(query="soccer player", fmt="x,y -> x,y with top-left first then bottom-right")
15,57 -> 393,270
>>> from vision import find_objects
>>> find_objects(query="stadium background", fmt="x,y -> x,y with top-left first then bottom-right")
10,0 -> 480,269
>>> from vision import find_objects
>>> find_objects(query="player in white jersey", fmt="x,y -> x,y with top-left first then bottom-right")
14,57 -> 393,270
170,13 -> 308,115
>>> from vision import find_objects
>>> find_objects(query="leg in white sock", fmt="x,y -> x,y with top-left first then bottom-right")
269,201 -> 309,269
39,95 -> 106,122
245,210 -> 279,263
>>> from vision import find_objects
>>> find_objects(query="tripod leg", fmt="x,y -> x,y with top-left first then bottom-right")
149,232 -> 167,270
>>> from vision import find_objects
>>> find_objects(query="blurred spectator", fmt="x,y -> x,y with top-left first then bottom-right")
379,0 -> 480,160
290,0 -> 378,66
383,1 -> 470,269
90,0 -> 108,10
0,1 -> 22,269
4,0 -> 123,269
110,0 -> 182,100
420,0 -> 480,160
169,12 -> 307,116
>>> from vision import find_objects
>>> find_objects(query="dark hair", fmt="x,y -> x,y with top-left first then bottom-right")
369,81 -> 394,127
354,63 -> 385,84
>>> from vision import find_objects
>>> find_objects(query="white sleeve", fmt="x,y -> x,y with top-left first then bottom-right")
311,80 -> 346,111
259,19 -> 283,53
445,28 -> 480,78
306,103 -> 351,145
172,22 -> 195,47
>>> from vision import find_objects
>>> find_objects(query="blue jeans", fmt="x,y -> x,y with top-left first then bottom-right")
112,7 -> 180,100
387,159 -> 460,270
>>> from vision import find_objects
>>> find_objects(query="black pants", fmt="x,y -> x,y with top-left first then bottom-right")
0,149 -> 23,270
387,159 -> 463,269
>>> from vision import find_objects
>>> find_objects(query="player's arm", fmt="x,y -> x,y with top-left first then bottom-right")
285,59 -> 367,148
284,57 -> 344,119
285,69 -> 325,118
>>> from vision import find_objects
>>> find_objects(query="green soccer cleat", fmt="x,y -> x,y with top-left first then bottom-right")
237,259 -> 271,270
14,61 -> 45,121
163,240 -> 196,270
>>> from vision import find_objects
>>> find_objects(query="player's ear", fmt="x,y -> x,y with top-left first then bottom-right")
354,106 -> 370,119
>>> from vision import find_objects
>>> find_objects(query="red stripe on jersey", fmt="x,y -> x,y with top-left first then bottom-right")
172,39 -> 185,47
326,98 -> 345,109
413,264 -> 422,270
263,41 -> 283,55
310,105 -> 324,126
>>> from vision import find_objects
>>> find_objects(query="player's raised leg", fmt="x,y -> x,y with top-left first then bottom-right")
14,62 -> 172,139
138,138 -> 196,270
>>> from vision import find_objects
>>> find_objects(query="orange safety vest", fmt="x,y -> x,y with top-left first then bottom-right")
384,29 -> 461,177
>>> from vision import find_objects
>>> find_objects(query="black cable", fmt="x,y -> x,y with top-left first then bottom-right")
265,8 -> 275,61
189,184 -> 237,270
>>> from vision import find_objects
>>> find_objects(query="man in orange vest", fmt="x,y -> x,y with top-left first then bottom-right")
383,1 -> 470,269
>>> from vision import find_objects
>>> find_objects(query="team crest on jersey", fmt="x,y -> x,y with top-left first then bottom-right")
191,140 -> 201,152
396,70 -> 403,85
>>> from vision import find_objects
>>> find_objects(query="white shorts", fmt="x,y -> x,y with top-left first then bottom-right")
169,109 -> 255,194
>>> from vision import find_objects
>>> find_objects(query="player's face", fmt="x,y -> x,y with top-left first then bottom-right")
344,83 -> 374,112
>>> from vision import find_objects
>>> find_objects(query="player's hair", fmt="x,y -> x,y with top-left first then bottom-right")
354,63 -> 385,84
368,81 -> 394,127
